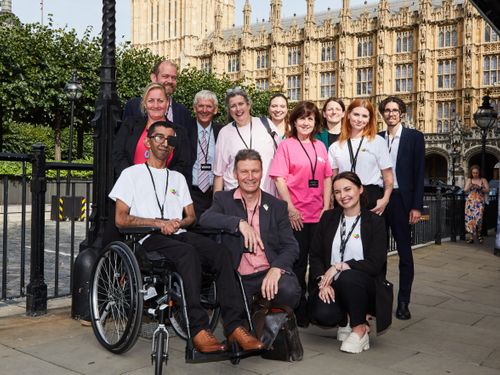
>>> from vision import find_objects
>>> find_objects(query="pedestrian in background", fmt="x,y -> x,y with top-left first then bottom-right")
464,165 -> 489,244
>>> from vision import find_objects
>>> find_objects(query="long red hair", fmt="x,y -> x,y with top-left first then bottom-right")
338,99 -> 377,144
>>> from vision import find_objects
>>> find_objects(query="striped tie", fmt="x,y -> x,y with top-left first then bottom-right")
198,129 -> 210,193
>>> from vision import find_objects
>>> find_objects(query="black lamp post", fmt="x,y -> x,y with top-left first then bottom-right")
450,149 -> 460,242
474,93 -> 498,178
64,72 -> 83,164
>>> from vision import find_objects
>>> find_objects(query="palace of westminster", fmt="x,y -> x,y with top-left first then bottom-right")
137,1 -> 499,184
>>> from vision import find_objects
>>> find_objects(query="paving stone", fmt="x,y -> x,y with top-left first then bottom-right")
482,349 -> 500,370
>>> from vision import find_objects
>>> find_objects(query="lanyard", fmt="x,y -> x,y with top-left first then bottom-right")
297,138 -> 318,180
234,120 -> 253,149
145,162 -> 170,219
339,213 -> 361,262
386,131 -> 396,154
198,128 -> 211,163
347,137 -> 364,173
241,195 -> 260,227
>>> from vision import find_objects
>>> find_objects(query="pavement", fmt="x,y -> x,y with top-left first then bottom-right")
1,238 -> 499,375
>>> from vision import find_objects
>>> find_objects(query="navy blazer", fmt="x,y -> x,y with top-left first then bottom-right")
123,96 -> 193,130
379,126 -> 425,212
309,208 -> 392,333
112,115 -> 192,181
199,189 -> 299,273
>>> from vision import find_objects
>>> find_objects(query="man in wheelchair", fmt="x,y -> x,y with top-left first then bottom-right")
108,121 -> 264,354
200,149 -> 301,309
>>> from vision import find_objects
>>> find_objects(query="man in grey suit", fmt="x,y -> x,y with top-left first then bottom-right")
200,149 -> 301,308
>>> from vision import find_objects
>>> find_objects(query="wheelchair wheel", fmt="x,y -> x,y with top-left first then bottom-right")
89,242 -> 143,354
169,278 -> 220,340
152,330 -> 167,375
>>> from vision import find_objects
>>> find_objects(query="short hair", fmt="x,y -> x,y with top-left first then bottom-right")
193,90 -> 218,108
233,149 -> 262,171
225,87 -> 252,123
289,101 -> 322,141
147,120 -> 175,137
332,171 -> 368,207
378,96 -> 406,115
321,97 -> 346,130
140,83 -> 167,115
339,99 -> 377,143
151,59 -> 178,76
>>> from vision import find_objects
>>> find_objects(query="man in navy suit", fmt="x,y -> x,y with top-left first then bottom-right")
188,90 -> 224,219
378,96 -> 425,320
122,59 -> 192,130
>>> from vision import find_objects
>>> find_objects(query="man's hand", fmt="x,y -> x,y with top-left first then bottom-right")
157,219 -> 180,236
261,267 -> 282,301
409,209 -> 421,225
239,220 -> 264,252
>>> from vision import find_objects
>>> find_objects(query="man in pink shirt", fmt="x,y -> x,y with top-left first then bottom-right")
200,149 -> 300,307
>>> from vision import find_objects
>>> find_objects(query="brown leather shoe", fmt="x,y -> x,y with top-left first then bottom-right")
227,326 -> 264,351
192,329 -> 226,353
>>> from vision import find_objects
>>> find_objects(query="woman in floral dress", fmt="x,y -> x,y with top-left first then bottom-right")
464,165 -> 489,244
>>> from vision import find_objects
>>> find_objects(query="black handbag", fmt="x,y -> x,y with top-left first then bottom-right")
252,301 -> 304,362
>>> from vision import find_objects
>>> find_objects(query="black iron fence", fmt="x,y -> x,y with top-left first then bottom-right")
1,145 -> 498,312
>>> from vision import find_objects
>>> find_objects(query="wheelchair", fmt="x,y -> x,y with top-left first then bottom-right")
88,226 -> 256,375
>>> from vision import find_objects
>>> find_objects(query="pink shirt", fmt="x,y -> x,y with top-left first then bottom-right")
269,137 -> 332,223
133,127 -> 173,166
234,189 -> 270,275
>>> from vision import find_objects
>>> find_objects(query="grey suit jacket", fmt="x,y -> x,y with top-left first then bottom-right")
199,189 -> 299,273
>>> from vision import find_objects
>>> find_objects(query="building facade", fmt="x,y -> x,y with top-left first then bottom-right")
131,0 -> 500,186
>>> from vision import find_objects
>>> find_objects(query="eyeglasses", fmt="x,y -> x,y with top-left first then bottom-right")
383,109 -> 401,115
149,134 -> 178,147
226,86 -> 245,96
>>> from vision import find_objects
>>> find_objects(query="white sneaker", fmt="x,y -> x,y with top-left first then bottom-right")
340,332 -> 370,353
336,325 -> 352,341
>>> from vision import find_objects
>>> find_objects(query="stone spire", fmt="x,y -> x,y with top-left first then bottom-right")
305,0 -> 314,25
242,0 -> 251,34
340,0 -> 351,19
214,2 -> 223,39
270,0 -> 282,31
0,0 -> 13,13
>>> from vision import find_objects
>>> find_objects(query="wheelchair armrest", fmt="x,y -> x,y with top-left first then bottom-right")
190,226 -> 229,236
118,226 -> 161,235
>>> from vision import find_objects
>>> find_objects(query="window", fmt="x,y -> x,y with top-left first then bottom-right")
483,55 -> 500,86
256,79 -> 269,91
357,36 -> 373,57
436,101 -> 456,133
356,68 -> 373,96
395,64 -> 413,92
227,54 -> 239,73
396,31 -> 413,53
438,26 -> 457,48
256,50 -> 269,70
484,24 -> 499,43
437,60 -> 456,89
201,58 -> 211,73
321,41 -> 336,62
320,72 -> 336,98
288,46 -> 301,66
287,75 -> 301,100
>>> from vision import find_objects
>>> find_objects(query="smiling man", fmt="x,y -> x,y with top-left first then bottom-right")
200,149 -> 301,309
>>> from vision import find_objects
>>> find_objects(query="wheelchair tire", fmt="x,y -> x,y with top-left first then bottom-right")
153,330 -> 167,375
169,278 -> 220,340
89,242 -> 143,354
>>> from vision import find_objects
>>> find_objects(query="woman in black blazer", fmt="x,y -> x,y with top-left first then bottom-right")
308,171 -> 392,354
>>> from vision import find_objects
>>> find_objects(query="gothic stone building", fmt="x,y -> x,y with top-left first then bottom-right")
131,0 -> 500,186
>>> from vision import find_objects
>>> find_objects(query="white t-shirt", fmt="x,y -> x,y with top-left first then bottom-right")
214,116 -> 280,196
328,135 -> 392,187
331,215 -> 363,264
109,164 -> 192,235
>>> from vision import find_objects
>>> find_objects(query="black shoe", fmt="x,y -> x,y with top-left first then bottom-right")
396,302 -> 411,320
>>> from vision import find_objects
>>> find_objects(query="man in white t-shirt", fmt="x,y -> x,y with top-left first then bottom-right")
109,121 -> 264,353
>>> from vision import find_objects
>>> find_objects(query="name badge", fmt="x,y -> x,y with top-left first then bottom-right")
201,163 -> 212,171
308,179 -> 319,188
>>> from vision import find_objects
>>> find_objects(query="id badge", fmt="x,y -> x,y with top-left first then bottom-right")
200,163 -> 212,171
308,179 -> 319,188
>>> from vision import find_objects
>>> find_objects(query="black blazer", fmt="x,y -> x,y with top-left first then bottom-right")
379,126 -> 425,212
199,189 -> 299,273
112,115 -> 192,181
309,208 -> 392,333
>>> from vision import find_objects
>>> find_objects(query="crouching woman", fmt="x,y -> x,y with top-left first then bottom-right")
308,171 -> 392,353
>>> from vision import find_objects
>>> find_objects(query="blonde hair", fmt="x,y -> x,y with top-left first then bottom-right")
140,83 -> 167,115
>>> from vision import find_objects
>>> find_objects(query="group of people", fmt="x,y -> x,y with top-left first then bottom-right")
108,58 -> 426,356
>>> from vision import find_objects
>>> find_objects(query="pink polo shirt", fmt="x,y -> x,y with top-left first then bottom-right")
234,188 -> 270,275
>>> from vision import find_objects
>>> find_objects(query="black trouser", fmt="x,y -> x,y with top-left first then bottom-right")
308,269 -> 376,328
385,190 -> 414,303
143,231 -> 245,336
240,270 -> 301,309
363,184 -> 384,211
191,185 -> 213,221
292,222 -> 318,320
